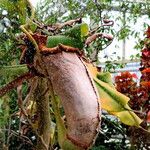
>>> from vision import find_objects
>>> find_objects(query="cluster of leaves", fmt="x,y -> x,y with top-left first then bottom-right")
140,27 -> 150,123
0,0 -> 30,66
115,72 -> 148,116
116,27 -> 150,121
114,27 -> 150,149
36,0 -> 115,62
115,71 -> 150,149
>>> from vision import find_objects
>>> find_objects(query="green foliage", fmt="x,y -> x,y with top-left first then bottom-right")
36,0 -> 114,61
36,0 -> 98,24
104,60 -> 125,72
64,23 -> 89,38
0,96 -> 9,127
0,0 -> 27,24
46,23 -> 89,49
0,65 -> 28,81
93,115 -> 129,150
47,35 -> 83,49
36,0 -> 150,63
0,1 -> 30,148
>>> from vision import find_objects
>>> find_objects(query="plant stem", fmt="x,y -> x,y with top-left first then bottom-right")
20,0 -> 40,54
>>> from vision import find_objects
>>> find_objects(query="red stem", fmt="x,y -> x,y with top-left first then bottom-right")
0,73 -> 34,97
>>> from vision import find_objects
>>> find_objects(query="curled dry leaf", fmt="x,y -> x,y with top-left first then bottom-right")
85,33 -> 113,46
103,19 -> 114,26
55,18 -> 82,29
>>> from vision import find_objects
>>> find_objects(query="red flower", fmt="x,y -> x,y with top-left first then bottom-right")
132,73 -> 138,79
145,26 -> 150,38
142,68 -> 150,73
147,111 -> 150,123
142,50 -> 150,57
140,81 -> 150,89
115,72 -> 138,82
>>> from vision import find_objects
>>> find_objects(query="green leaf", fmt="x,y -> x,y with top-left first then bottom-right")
112,105 -> 142,126
64,23 -> 89,39
0,64 -> 28,80
97,72 -> 115,88
0,98 -> 4,113
86,63 -> 142,126
46,35 -> 83,49
95,77 -> 142,126
95,78 -> 129,112
29,22 -> 37,32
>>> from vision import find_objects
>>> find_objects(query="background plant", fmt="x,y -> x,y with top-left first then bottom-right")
114,27 -> 150,149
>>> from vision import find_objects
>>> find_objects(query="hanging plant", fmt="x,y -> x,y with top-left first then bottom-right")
0,0 -> 143,149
